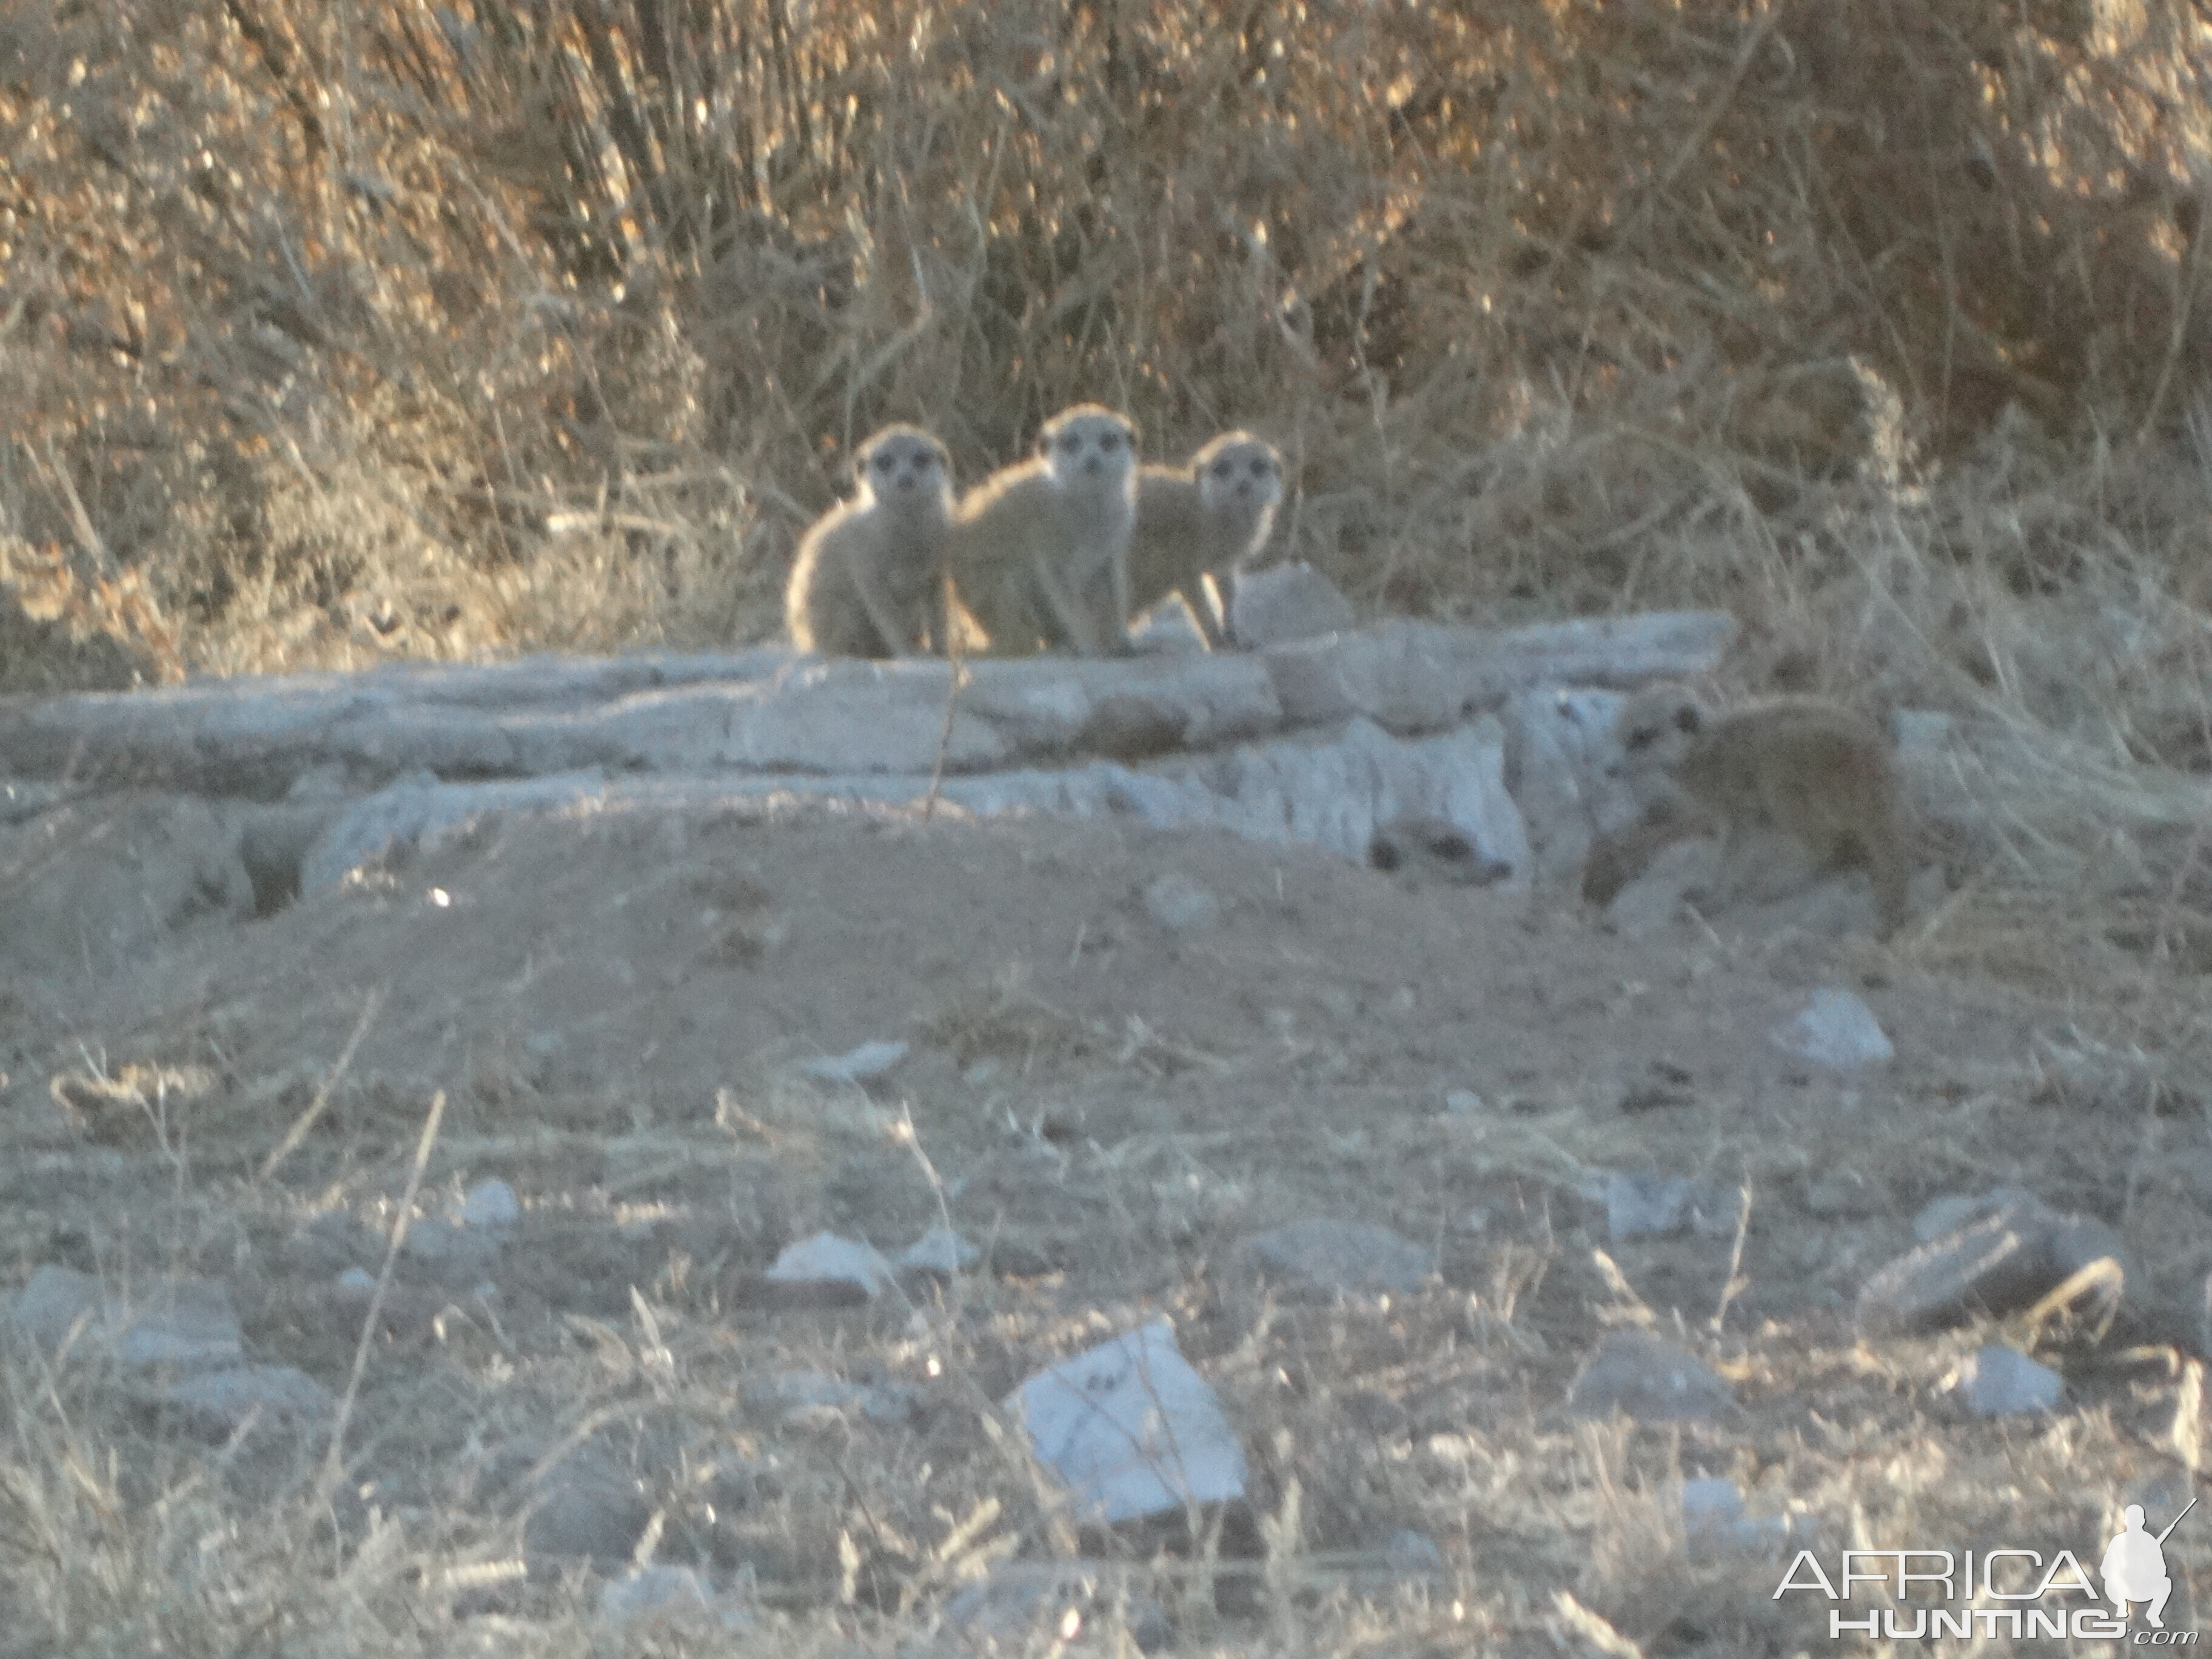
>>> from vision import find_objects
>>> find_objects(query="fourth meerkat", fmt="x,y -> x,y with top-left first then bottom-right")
1607,683 -> 1912,937
1127,431 -> 1284,648
785,423 -> 953,658
948,403 -> 1140,657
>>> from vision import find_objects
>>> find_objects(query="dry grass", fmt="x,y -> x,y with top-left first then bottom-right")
0,0 -> 2205,686
8,4 -> 2212,1652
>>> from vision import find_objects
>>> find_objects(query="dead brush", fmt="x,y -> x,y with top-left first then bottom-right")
0,0 -> 2205,688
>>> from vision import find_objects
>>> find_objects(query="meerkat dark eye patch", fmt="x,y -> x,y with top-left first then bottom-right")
1674,705 -> 1702,734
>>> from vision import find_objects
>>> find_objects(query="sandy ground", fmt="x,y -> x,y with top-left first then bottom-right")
1,791 -> 2205,1651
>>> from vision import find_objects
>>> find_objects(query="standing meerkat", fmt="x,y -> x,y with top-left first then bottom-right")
1606,684 -> 1912,937
785,423 -> 954,658
1128,431 -> 1284,648
948,403 -> 1140,657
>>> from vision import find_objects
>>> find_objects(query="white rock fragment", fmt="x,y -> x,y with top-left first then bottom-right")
798,1040 -> 910,1085
765,1232 -> 897,1298
1959,1344 -> 2063,1416
1227,563 -> 1358,648
1008,1318 -> 1247,1524
898,1225 -> 979,1275
1772,989 -> 1894,1070
1590,1171 -> 1740,1242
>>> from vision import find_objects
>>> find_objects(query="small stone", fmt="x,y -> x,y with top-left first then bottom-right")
335,1267 -> 377,1299
1567,1330 -> 1734,1424
898,1225 -> 979,1275
1859,1190 -> 2134,1336
521,1456 -> 653,1566
798,1041 -> 909,1085
765,1231 -> 896,1298
1244,1219 -> 1435,1296
1142,871 -> 1221,931
1601,1173 -> 1695,1241
1226,562 -> 1357,648
1772,990 -> 1894,1070
1009,1318 -> 1247,1524
1443,1088 -> 1484,1113
147,1363 -> 333,1442
459,1178 -> 521,1230
1959,1344 -> 2062,1416
1912,1186 -> 2039,1243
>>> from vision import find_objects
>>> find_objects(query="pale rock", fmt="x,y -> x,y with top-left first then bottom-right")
765,1232 -> 897,1298
1008,1318 -> 1247,1524
1566,1331 -> 1734,1424
1227,562 -> 1358,648
799,1041 -> 910,1084
1772,990 -> 1894,1070
1959,1344 -> 2062,1416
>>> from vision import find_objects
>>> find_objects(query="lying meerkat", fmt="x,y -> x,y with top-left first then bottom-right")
1128,431 -> 1284,648
1607,683 -> 1911,937
948,403 -> 1139,657
785,424 -> 954,658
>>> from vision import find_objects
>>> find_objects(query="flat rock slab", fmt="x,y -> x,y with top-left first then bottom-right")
1242,1219 -> 1435,1296
1264,612 -> 1735,733
0,615 -> 1731,799
1773,990 -> 1894,1070
1566,1330 -> 1734,1424
5,1265 -> 244,1370
297,715 -> 1531,892
1008,1318 -> 1247,1524
1856,1189 -> 2134,1336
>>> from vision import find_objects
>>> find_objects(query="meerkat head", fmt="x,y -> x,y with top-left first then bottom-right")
1609,683 -> 1711,777
854,424 -> 952,516
1036,403 -> 1138,495
1191,432 -> 1283,513
1191,431 -> 1284,527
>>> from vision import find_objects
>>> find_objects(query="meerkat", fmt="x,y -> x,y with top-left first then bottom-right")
1127,431 -> 1285,648
785,424 -> 954,658
948,403 -> 1139,657
1606,683 -> 1911,937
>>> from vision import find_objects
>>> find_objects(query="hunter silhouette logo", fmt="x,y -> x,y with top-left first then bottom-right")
1774,1498 -> 2199,1641
2103,1498 -> 2194,1630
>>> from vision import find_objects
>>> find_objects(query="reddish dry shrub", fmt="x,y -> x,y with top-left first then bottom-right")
0,0 -> 2204,678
